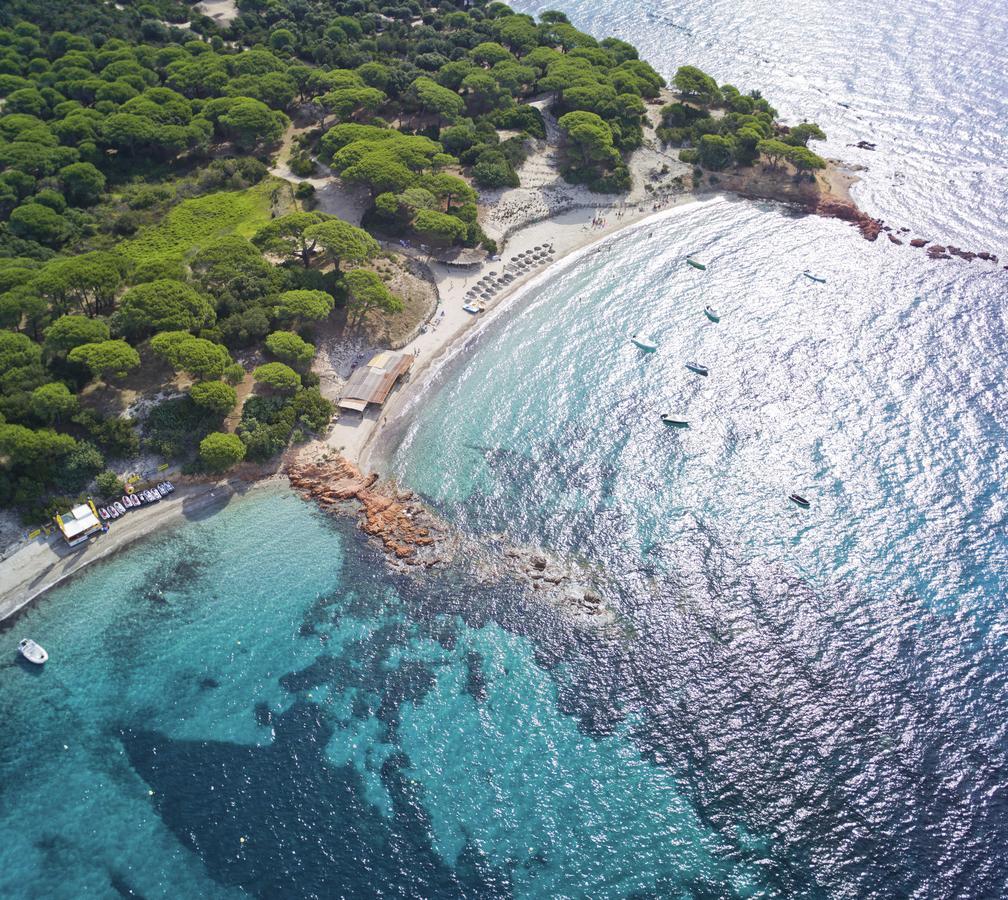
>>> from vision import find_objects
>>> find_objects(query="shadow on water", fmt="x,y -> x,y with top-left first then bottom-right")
122,701 -> 511,899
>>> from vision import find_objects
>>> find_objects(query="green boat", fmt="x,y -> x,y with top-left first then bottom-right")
687,258 -> 707,271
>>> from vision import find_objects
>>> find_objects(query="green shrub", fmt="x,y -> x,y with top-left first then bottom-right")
189,380 -> 238,416
199,431 -> 246,472
253,361 -> 301,393
265,330 -> 315,369
143,397 -> 219,458
95,470 -> 124,498
291,387 -> 333,433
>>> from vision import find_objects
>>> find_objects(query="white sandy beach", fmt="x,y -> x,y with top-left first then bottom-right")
329,195 -> 705,472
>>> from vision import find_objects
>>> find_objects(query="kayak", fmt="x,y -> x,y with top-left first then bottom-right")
686,361 -> 709,376
630,333 -> 658,352
789,493 -> 811,507
687,259 -> 707,271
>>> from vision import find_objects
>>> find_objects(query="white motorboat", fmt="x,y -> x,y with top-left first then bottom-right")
18,638 -> 48,665
630,333 -> 658,352
661,414 -> 689,427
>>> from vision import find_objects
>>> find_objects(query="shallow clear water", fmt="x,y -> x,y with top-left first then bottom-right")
3,2 -> 1008,897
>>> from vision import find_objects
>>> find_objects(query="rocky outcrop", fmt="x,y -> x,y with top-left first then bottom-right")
888,234 -> 903,245
814,197 -> 883,241
288,458 -> 441,562
910,238 -> 928,248
287,454 -> 618,627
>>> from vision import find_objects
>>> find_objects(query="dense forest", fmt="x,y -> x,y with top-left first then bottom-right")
0,0 -> 824,524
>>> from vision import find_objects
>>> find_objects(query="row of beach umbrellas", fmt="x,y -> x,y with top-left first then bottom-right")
464,243 -> 556,301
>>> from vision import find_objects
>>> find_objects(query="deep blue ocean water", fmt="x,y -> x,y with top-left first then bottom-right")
2,2 -> 1007,897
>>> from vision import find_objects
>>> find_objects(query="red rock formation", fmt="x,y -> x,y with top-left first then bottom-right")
288,458 -> 439,562
910,238 -> 928,248
888,234 -> 903,245
814,197 -> 882,241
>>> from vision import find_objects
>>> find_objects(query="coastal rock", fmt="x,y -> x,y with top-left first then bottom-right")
853,140 -> 877,150
888,234 -> 903,245
288,458 -> 440,563
814,197 -> 882,241
910,238 -> 928,248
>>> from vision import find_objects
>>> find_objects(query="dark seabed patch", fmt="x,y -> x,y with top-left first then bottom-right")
121,702 -> 511,898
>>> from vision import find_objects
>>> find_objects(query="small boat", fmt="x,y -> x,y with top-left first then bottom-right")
803,271 -> 826,284
98,507 -> 110,521
630,333 -> 658,352
462,302 -> 482,314
686,361 -> 709,376
114,501 -> 126,515
687,258 -> 707,271
661,414 -> 689,427
122,495 -> 136,508
18,638 -> 48,665
162,481 -> 174,493
704,305 -> 720,323
789,493 -> 811,508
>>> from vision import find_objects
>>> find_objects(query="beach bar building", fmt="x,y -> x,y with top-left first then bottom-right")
338,351 -> 414,413
55,501 -> 104,547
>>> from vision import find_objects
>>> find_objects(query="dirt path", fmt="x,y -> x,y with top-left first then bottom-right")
268,123 -> 370,224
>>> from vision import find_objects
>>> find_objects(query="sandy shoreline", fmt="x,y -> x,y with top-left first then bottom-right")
310,192 -> 706,472
0,195 -> 699,626
0,476 -> 285,627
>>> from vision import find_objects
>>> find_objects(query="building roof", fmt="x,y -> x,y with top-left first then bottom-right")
339,351 -> 414,411
429,246 -> 487,266
59,503 -> 101,539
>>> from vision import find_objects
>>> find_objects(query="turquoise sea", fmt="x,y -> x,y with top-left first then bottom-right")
3,1 -> 1008,897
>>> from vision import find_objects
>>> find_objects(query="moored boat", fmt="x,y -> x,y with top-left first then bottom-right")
18,638 -> 48,665
114,501 -> 126,515
803,271 -> 826,284
630,333 -> 658,352
789,493 -> 811,507
704,305 -> 720,322
686,361 -> 709,376
661,413 -> 689,427
687,258 -> 707,271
